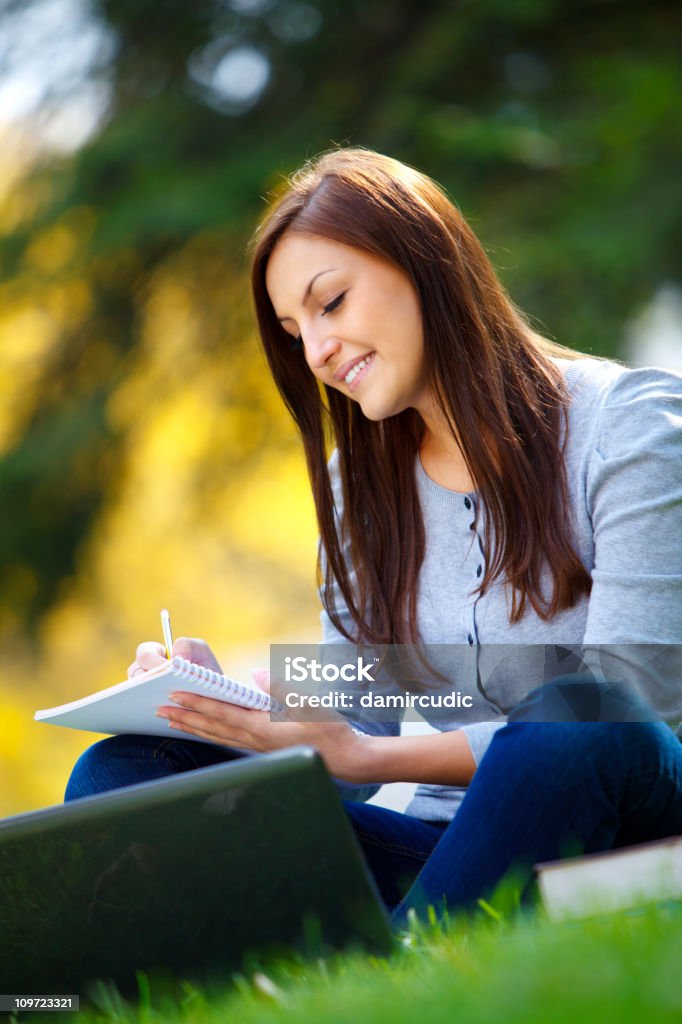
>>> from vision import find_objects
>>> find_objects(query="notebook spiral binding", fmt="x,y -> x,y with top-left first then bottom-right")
170,656 -> 284,712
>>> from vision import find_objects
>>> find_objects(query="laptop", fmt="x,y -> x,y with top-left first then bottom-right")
0,746 -> 393,997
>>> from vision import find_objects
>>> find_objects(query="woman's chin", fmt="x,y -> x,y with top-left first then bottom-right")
355,396 -> 383,421
356,391 -> 409,423
356,398 -> 401,422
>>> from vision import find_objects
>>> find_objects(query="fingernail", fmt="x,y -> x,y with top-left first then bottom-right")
156,710 -> 169,719
251,668 -> 269,685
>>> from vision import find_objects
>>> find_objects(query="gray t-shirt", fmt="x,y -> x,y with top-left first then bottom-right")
321,356 -> 682,820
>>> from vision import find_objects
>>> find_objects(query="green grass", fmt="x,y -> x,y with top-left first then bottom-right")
16,902 -> 682,1024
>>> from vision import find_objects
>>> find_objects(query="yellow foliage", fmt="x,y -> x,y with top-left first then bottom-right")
0,127 -> 43,230
42,278 -> 93,327
0,304 -> 58,362
0,685 -> 102,815
225,450 -> 318,564
25,224 -> 79,274
0,226 -> 326,816
0,270 -> 93,454
0,305 -> 59,452
23,207 -> 96,275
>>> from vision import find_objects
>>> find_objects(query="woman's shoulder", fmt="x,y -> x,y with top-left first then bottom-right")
553,354 -> 682,445
554,352 -> 681,395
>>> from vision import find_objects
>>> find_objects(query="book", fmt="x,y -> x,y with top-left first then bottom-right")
34,656 -> 280,744
535,835 -> 682,921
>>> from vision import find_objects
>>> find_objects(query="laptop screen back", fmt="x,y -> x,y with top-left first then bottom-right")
0,747 -> 392,995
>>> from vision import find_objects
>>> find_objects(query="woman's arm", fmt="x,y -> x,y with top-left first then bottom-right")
131,636 -> 477,786
580,366 -> 682,718
345,729 -> 477,787
158,684 -> 479,788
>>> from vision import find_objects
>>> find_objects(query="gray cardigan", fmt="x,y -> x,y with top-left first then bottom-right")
321,357 -> 682,820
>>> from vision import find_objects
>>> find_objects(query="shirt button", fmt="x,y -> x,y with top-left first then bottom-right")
464,497 -> 472,510
467,633 -> 474,646
469,523 -> 476,531
476,565 -> 482,577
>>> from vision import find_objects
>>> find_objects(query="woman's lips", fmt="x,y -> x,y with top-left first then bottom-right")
335,351 -> 375,383
344,352 -> 376,392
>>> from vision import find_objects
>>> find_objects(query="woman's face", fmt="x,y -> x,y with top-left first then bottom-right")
265,232 -> 430,422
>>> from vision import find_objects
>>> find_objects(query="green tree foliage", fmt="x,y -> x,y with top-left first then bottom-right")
1,0 -> 680,634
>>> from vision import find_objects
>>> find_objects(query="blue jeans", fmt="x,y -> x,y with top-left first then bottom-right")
64,676 -> 682,926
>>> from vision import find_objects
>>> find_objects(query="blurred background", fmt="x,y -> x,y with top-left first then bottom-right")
0,0 -> 680,816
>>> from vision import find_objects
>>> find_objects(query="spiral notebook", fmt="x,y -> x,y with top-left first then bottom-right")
34,656 -> 282,743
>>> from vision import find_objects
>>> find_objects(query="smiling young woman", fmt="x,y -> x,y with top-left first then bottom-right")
250,148 -> 595,641
265,235 -> 428,421
65,147 -> 682,926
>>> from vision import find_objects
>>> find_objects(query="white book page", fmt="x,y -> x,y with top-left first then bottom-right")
34,659 -> 272,744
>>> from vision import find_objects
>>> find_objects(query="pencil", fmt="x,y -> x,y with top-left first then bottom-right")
161,609 -> 173,660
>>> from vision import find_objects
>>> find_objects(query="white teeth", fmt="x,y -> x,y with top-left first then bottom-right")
344,353 -> 373,385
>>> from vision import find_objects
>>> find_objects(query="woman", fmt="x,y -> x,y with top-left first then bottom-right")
66,148 -> 682,925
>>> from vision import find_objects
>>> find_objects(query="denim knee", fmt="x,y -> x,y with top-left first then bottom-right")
509,673 -> 659,724
63,734 -> 179,802
64,734 -> 244,802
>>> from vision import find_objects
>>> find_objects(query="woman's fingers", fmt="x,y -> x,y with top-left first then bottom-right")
157,691 -> 264,750
126,641 -> 167,678
127,637 -> 222,681
156,686 -> 358,775
171,637 -> 223,673
251,667 -> 269,687
137,641 -> 167,668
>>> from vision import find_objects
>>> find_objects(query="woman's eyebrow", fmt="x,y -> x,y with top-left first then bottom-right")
277,268 -> 338,323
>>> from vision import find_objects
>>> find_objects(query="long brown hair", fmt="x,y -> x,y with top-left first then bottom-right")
249,147 -> 593,645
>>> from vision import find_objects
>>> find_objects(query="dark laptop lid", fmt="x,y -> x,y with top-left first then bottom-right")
0,746 -> 393,996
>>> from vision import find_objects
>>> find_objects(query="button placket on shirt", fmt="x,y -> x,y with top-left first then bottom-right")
463,494 -> 483,648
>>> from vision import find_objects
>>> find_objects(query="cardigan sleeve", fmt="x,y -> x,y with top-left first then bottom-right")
580,365 -> 682,719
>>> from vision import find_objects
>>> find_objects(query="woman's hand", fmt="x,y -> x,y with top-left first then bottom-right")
155,668 -> 371,784
127,636 -> 223,678
128,637 -> 476,787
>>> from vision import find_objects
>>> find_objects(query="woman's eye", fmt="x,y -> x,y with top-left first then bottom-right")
321,292 -> 346,316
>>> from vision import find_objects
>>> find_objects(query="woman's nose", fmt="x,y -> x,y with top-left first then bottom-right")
302,328 -> 341,370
